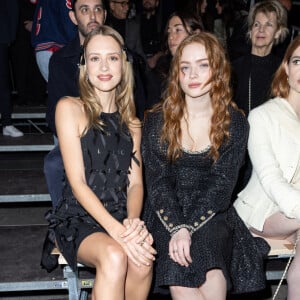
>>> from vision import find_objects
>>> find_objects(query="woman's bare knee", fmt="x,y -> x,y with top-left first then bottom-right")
101,244 -> 128,277
199,269 -> 226,300
170,285 -> 188,297
128,260 -> 153,280
206,269 -> 224,281
77,233 -> 128,278
261,213 -> 300,239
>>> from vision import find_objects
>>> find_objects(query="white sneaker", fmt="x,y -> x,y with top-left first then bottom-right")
3,125 -> 24,137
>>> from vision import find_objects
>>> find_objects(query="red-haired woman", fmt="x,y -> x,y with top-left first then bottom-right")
235,36 -> 300,299
142,31 -> 269,300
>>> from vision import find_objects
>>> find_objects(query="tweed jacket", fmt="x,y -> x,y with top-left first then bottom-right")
234,97 -> 300,231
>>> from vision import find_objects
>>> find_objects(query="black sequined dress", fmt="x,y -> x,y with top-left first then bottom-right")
142,109 -> 270,294
44,112 -> 134,271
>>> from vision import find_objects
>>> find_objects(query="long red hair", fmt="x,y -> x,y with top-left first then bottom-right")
161,32 -> 236,162
271,36 -> 300,99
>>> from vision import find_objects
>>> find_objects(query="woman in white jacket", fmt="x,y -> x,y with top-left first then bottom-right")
234,35 -> 300,300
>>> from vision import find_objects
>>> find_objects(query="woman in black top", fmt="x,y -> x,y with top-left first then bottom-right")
232,0 -> 289,116
43,26 -> 156,300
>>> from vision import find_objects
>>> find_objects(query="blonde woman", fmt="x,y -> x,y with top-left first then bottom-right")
42,26 -> 155,300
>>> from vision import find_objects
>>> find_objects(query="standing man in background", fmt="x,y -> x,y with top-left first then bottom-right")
0,0 -> 24,137
31,0 -> 77,82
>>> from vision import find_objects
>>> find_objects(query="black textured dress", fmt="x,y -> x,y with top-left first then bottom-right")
142,108 -> 270,294
43,112 -> 134,271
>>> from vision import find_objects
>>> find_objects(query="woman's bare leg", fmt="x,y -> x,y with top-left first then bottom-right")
286,229 -> 300,300
251,212 -> 300,240
169,269 -> 225,300
251,212 -> 300,300
170,285 -> 205,300
77,232 -> 128,300
125,259 -> 153,300
199,269 -> 226,300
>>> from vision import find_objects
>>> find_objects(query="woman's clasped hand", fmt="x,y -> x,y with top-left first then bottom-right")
120,218 -> 156,267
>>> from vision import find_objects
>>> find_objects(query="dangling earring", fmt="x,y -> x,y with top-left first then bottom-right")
287,76 -> 289,82
85,73 -> 89,81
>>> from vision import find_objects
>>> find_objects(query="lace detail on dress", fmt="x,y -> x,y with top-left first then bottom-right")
181,145 -> 211,155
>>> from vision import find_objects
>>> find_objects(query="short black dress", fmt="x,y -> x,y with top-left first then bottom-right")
43,112 -> 134,271
141,108 -> 270,294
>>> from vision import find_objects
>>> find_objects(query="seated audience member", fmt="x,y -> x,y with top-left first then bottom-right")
148,11 -> 204,109
42,25 -> 156,299
234,36 -> 300,300
105,0 -> 148,119
186,0 -> 208,18
232,0 -> 289,116
138,0 -> 164,69
231,0 -> 289,195
142,31 -> 270,300
227,0 -> 291,61
106,0 -> 145,59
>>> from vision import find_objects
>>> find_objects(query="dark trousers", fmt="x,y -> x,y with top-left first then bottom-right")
44,145 -> 65,208
0,43 -> 13,126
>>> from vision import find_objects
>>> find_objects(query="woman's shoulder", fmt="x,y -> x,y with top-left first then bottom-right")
226,106 -> 249,144
143,110 -> 163,137
249,97 -> 284,122
229,106 -> 248,129
56,97 -> 86,129
56,96 -> 84,113
144,109 -> 163,124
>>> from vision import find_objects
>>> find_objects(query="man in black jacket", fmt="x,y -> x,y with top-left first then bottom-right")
44,0 -> 106,207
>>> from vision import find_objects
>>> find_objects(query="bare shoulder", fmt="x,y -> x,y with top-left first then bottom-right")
56,96 -> 84,117
55,97 -> 87,135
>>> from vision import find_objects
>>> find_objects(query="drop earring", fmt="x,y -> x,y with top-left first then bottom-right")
85,73 -> 89,81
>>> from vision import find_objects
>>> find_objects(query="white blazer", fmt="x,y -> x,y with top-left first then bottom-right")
234,97 -> 300,231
